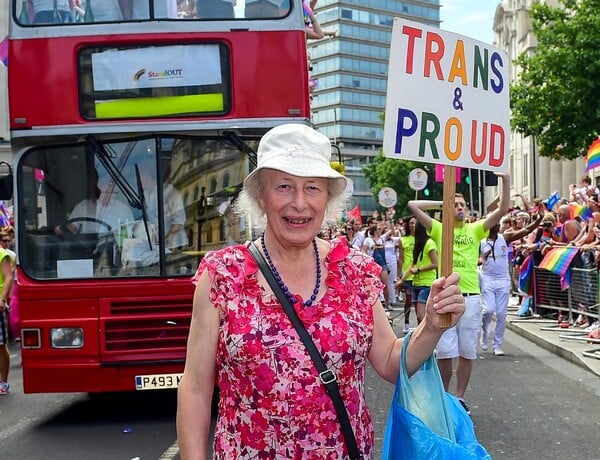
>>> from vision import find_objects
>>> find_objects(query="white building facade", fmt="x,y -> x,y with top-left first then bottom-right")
494,0 -> 588,207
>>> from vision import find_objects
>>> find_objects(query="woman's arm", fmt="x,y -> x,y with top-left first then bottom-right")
504,213 -> 543,243
369,273 -> 463,383
177,272 -> 220,460
362,238 -> 371,255
572,219 -> 592,245
305,8 -> 324,39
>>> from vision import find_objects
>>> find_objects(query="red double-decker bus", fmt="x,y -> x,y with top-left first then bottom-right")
8,0 -> 310,393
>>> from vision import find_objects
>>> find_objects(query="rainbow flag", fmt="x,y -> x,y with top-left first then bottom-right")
0,201 -> 10,226
518,255 -> 534,295
539,247 -> 580,290
302,0 -> 312,24
0,36 -> 7,67
569,203 -> 593,221
585,138 -> 600,172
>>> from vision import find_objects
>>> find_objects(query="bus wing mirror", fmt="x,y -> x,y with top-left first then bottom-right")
0,162 -> 13,200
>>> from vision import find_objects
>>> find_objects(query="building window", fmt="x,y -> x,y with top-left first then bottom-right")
220,218 -> 226,241
206,223 -> 213,244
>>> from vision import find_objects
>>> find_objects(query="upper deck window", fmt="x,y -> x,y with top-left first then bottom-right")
78,43 -> 231,120
15,0 -> 291,25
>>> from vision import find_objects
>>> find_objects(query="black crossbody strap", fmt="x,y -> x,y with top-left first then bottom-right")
249,243 -> 361,459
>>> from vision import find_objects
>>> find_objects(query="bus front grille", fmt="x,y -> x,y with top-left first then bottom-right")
102,297 -> 192,354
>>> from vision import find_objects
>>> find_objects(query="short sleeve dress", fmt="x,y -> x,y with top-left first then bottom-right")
193,237 -> 384,459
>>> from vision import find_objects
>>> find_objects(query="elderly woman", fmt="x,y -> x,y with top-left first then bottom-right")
176,124 -> 465,459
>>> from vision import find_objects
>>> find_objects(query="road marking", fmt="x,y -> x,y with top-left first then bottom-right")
158,440 -> 179,459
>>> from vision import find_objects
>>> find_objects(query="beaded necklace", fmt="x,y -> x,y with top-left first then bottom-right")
260,233 -> 321,307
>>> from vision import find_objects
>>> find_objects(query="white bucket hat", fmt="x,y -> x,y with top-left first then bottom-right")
244,123 -> 347,197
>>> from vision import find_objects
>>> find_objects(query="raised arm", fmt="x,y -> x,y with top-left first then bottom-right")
407,200 -> 441,231
503,212 -> 543,243
483,172 -> 511,231
514,193 -> 532,211
369,272 -> 464,382
305,6 -> 324,39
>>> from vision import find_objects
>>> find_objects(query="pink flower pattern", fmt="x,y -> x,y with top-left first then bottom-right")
193,238 -> 384,459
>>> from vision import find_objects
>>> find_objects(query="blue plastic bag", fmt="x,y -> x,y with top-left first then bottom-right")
382,332 -> 492,459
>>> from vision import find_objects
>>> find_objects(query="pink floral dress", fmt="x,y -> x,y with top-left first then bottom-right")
193,238 -> 384,459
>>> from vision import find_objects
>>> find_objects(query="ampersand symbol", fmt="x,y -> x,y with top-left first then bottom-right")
452,87 -> 463,111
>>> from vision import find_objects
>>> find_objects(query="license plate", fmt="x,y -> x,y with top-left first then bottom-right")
135,373 -> 183,390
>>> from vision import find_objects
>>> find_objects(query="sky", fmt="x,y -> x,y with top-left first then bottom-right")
438,0 -> 499,45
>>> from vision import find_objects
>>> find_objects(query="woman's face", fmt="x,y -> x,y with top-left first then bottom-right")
259,169 -> 329,248
407,217 -> 417,235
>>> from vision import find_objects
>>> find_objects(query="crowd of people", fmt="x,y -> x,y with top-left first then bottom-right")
300,172 -> 600,414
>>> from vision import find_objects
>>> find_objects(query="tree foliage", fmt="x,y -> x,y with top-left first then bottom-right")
362,154 -> 443,212
510,0 -> 600,160
362,153 -> 482,213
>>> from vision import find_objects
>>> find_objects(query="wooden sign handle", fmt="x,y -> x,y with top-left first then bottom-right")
439,166 -> 456,329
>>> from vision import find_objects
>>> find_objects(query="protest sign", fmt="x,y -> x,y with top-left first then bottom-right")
383,18 -> 509,173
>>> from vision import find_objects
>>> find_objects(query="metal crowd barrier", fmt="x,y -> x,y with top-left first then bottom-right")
532,264 -> 600,360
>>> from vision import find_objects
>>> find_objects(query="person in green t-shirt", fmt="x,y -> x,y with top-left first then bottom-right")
395,216 -> 416,334
407,172 -> 510,415
0,245 -> 14,395
409,221 -> 438,325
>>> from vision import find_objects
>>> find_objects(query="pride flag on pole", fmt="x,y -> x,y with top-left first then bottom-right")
585,138 -> 600,172
0,36 -> 8,67
538,246 -> 580,290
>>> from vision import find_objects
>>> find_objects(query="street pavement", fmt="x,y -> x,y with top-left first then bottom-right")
4,295 -> 600,459
505,297 -> 600,378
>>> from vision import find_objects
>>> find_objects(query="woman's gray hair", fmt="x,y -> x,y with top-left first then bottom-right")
235,169 -> 347,234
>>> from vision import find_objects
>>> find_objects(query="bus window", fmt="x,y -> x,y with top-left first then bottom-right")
14,0 -> 292,25
18,135 -> 255,280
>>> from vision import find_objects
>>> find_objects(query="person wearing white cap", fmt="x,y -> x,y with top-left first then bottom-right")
176,123 -> 465,459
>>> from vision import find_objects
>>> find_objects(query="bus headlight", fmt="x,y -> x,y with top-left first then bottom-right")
50,328 -> 84,349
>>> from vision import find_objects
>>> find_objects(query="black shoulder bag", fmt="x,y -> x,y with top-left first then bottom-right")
248,243 -> 361,459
